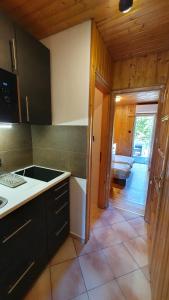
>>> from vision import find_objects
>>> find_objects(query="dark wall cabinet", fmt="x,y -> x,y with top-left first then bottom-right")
0,12 -> 15,73
0,12 -> 51,125
0,178 -> 69,300
15,26 -> 51,125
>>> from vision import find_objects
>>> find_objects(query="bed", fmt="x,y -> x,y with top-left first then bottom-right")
111,154 -> 134,183
112,162 -> 131,180
112,155 -> 134,168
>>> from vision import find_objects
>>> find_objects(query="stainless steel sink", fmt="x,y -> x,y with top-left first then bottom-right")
0,197 -> 8,208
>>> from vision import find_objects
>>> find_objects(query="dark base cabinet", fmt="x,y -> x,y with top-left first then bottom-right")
0,178 -> 70,300
45,179 -> 70,259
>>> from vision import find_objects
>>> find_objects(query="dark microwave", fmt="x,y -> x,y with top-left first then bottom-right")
0,68 -> 19,123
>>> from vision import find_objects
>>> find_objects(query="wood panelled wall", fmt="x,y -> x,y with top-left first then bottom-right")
86,21 -> 114,239
112,51 -> 169,90
113,104 -> 136,156
91,22 -> 113,87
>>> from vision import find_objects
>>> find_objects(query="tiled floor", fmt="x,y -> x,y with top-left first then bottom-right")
24,206 -> 151,300
111,163 -> 149,215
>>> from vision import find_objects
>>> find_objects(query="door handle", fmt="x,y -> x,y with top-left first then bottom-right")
8,261 -> 35,295
25,96 -> 30,122
10,38 -> 17,72
54,190 -> 69,202
2,219 -> 32,244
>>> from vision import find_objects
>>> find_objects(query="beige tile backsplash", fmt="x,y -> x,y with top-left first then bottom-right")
0,124 -> 33,171
0,124 -> 87,178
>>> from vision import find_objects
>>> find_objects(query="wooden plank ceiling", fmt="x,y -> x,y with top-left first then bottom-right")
1,0 -> 169,60
116,90 -> 160,105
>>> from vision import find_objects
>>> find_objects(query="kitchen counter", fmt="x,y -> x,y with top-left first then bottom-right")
0,165 -> 71,219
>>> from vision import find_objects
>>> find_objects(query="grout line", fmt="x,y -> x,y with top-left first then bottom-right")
122,240 -> 147,269
115,277 -> 128,300
78,257 -> 88,294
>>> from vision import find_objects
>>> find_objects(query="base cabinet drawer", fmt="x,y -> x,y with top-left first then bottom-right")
0,177 -> 70,299
0,251 -> 46,300
0,196 -> 46,272
48,221 -> 69,259
45,180 -> 70,259
47,200 -> 69,234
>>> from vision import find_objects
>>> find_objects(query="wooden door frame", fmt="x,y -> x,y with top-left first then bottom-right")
85,71 -> 114,241
112,85 -> 165,223
86,83 -> 164,241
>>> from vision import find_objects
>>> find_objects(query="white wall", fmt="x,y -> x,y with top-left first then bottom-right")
70,177 -> 86,239
42,21 -> 91,126
136,104 -> 158,114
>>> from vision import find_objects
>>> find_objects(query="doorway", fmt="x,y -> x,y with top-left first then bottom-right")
111,89 -> 160,216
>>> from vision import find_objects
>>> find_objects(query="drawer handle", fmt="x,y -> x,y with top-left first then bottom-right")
54,182 -> 69,192
2,219 -> 32,244
54,190 -> 69,202
55,202 -> 69,215
56,221 -> 68,237
8,261 -> 35,295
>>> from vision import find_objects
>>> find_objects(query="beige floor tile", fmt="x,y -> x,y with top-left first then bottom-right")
111,221 -> 138,242
51,258 -> 86,300
128,217 -> 147,236
117,269 -> 151,300
124,237 -> 148,267
79,251 -> 114,290
73,233 -> 101,256
24,267 -> 52,300
88,280 -> 126,300
102,209 -> 126,225
103,243 -> 138,278
93,226 -> 122,248
72,293 -> 89,300
141,265 -> 151,281
50,237 -> 77,266
90,215 -> 109,230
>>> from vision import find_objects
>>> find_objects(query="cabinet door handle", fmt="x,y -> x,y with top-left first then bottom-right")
8,261 -> 35,295
2,219 -> 32,244
10,38 -> 17,72
25,96 -> 30,122
55,202 -> 68,215
54,190 -> 69,202
55,221 -> 68,237
54,182 -> 69,192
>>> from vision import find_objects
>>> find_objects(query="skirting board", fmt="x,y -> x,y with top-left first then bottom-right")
70,232 -> 85,243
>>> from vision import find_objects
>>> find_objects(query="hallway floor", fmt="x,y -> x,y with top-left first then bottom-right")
24,206 -> 151,300
111,163 -> 149,215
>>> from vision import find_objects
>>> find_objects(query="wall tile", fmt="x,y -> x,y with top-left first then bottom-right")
0,149 -> 33,172
0,124 -> 33,171
0,124 -> 32,151
0,124 -> 87,177
32,125 -> 87,178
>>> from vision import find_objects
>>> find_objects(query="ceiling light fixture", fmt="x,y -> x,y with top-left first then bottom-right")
119,0 -> 133,13
115,96 -> 121,102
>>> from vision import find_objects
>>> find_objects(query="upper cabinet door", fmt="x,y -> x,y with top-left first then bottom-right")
0,12 -> 16,73
15,26 -> 52,125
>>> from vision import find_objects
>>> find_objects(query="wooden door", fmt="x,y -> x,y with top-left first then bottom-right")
98,94 -> 114,208
146,81 -> 169,299
91,88 -> 103,207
